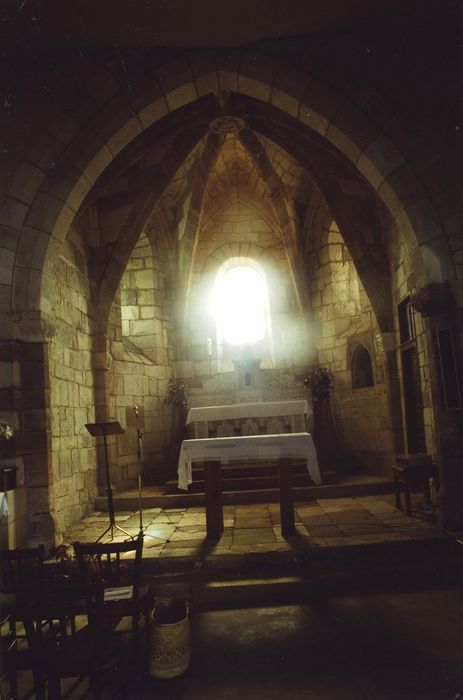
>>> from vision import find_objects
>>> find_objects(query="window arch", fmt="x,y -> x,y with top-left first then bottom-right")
209,257 -> 274,363
352,344 -> 374,389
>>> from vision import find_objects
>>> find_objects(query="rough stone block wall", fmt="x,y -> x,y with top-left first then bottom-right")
188,367 -> 309,410
112,232 -> 176,484
308,219 -> 395,472
121,234 -> 160,362
48,230 -> 97,541
111,350 -> 173,485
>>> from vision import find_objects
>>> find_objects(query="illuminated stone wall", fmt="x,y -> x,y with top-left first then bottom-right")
307,218 -> 396,473
47,224 -> 98,542
112,232 -> 176,485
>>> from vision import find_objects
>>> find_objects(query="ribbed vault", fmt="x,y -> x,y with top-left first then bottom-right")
75,90 -> 396,336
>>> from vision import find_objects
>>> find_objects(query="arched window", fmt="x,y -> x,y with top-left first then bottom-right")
209,257 -> 274,363
352,344 -> 374,389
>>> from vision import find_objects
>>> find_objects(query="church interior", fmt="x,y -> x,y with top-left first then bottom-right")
0,0 -> 462,696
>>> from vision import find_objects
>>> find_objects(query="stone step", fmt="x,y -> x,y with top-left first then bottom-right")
149,537 -> 460,609
190,461 -> 311,479
192,576 -> 310,608
166,463 -> 337,494
168,472 -> 315,494
97,476 -> 395,511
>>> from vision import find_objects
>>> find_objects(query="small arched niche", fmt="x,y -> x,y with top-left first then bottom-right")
352,344 -> 374,389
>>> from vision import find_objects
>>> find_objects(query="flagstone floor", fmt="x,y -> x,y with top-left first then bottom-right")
61,492 -> 448,560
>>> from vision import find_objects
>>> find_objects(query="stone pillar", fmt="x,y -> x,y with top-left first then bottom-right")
411,282 -> 463,531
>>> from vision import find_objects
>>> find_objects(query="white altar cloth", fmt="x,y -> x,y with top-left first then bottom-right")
186,400 -> 310,425
0,492 -> 8,517
177,432 -> 320,491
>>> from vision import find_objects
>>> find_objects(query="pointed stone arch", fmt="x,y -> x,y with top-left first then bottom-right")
1,47 -> 452,327
95,124 -> 208,328
0,39 -> 460,542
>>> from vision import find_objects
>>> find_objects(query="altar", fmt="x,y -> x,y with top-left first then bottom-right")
177,432 -> 320,538
186,400 -> 310,438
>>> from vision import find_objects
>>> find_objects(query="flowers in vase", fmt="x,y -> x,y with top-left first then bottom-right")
165,379 -> 188,407
303,366 -> 334,396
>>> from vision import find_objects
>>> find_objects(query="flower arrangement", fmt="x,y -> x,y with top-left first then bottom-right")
165,379 -> 188,407
0,423 -> 14,441
53,544 -> 77,581
304,366 -> 334,396
55,544 -> 73,562
54,543 -> 128,583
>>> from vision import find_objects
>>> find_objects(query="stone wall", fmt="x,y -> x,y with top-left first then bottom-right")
307,218 -> 395,472
47,226 -> 97,541
120,233 -> 169,364
0,27 -> 460,538
8,220 -> 180,543
188,367 -> 309,410
110,232 -> 176,485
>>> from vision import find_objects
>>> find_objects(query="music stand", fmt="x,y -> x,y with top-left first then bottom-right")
85,421 -> 133,541
134,406 -> 145,537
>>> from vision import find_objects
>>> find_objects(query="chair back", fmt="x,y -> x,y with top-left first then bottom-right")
0,546 -> 45,593
15,580 -> 124,700
73,534 -> 143,605
17,582 -> 105,653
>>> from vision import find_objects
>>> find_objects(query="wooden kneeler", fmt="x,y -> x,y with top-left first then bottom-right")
204,461 -> 224,540
203,458 -> 295,539
279,458 -> 295,536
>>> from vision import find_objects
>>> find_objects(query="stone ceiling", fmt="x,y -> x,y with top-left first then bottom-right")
89,109 -> 320,265
0,0 -> 449,53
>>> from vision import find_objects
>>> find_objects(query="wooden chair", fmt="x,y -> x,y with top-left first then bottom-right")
0,545 -> 45,618
392,455 -> 438,516
73,534 -> 151,671
16,582 -> 125,699
0,546 -> 45,698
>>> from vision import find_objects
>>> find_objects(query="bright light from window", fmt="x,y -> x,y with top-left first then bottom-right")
211,265 -> 267,345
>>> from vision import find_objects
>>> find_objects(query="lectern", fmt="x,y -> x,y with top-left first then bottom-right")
85,421 -> 133,541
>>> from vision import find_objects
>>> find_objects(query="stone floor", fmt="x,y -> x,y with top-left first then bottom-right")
11,589 -> 463,699
61,492 -> 448,560
138,589 -> 463,700
8,493 -> 462,699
